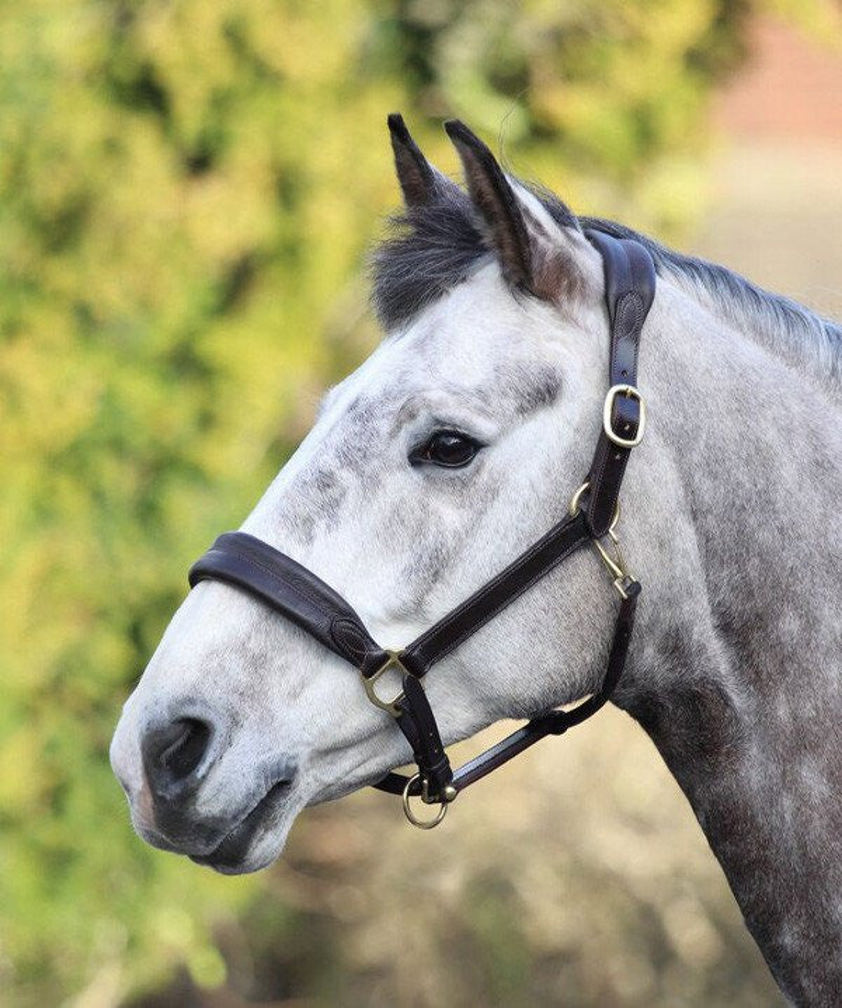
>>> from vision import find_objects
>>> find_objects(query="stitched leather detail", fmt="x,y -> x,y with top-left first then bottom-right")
401,511 -> 590,675
331,618 -> 384,668
396,672 -> 453,795
612,292 -> 643,381
189,533 -> 382,666
582,230 -> 655,537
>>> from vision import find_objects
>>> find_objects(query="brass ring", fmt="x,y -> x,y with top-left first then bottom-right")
568,481 -> 590,517
401,774 -> 448,830
569,480 -> 621,530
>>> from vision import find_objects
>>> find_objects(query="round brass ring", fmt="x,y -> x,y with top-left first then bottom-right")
568,481 -> 590,517
568,480 -> 621,529
401,774 -> 448,830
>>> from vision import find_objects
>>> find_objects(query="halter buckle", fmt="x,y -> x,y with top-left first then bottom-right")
362,650 -> 407,717
603,384 -> 645,448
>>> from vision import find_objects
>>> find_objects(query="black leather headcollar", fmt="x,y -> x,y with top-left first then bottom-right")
188,230 -> 656,826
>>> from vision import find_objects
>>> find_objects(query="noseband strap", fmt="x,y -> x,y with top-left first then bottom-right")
187,531 -> 389,673
188,230 -> 655,825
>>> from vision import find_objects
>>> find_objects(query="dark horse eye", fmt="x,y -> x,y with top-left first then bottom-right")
411,430 -> 482,468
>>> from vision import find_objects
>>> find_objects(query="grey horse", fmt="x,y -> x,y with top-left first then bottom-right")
111,117 -> 842,1004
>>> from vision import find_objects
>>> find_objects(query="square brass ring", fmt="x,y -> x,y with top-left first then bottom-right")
362,651 -> 406,717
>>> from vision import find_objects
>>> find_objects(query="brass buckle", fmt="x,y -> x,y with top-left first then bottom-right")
401,773 -> 452,829
362,650 -> 407,718
603,384 -> 646,448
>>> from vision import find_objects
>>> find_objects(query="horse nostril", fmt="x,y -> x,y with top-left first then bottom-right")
162,718 -> 211,778
142,717 -> 213,796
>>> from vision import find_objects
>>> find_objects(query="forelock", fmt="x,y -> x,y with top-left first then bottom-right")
370,177 -> 580,332
370,183 -> 486,331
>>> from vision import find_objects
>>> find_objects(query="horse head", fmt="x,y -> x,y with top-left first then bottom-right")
110,117 -> 642,873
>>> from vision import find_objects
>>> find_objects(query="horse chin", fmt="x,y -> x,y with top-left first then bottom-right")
140,778 -> 304,874
190,825 -> 290,875
174,781 -> 306,875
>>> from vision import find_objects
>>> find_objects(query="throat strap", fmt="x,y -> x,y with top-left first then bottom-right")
375,578 -> 640,797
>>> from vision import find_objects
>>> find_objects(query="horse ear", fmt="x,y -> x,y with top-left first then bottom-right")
444,119 -> 589,301
444,119 -> 533,288
388,113 -> 443,208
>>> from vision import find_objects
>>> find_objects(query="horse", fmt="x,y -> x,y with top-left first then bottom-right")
111,115 -> 842,1005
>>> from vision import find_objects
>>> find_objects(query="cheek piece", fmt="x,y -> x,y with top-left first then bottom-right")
188,230 -> 655,828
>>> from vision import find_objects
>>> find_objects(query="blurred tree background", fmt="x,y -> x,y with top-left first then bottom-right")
1,1 -> 839,1005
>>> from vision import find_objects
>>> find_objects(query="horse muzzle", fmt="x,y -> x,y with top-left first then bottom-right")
111,705 -> 299,873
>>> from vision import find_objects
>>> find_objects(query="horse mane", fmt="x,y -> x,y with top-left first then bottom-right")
577,215 -> 842,389
372,181 -> 842,388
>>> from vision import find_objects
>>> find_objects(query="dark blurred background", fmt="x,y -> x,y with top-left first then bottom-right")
2,2 -> 840,1005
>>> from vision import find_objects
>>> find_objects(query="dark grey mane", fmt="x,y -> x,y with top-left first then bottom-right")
372,181 -> 841,386
578,215 -> 842,387
371,183 -> 485,331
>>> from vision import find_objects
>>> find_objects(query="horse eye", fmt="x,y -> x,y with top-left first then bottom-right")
411,430 -> 482,469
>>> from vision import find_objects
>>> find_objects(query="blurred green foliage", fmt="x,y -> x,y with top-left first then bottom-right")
0,0 -> 837,1003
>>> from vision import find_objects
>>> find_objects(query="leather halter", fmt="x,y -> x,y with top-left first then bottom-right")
188,230 -> 656,828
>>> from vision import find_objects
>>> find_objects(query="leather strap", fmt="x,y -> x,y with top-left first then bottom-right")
582,230 -> 655,537
376,579 -> 639,796
189,532 -> 389,676
188,515 -> 592,799
189,533 -> 456,791
188,524 -> 634,802
399,511 -> 590,676
394,672 -> 453,797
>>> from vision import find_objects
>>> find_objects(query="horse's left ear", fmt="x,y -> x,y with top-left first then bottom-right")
388,113 -> 455,208
444,119 -> 590,302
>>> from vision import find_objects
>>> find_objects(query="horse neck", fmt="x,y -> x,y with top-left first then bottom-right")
614,279 -> 842,1004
